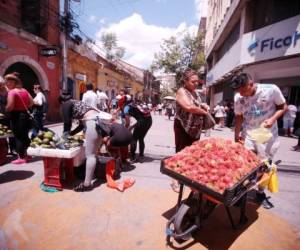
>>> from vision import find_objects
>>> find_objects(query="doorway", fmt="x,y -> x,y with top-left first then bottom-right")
5,62 -> 38,97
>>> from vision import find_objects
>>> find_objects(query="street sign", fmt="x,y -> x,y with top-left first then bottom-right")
40,48 -> 58,57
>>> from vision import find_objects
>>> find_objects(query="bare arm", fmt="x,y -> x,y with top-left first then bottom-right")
5,94 -> 14,112
234,114 -> 244,143
262,103 -> 287,128
176,88 -> 208,115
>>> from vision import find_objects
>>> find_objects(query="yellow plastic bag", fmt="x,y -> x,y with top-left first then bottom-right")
268,168 -> 279,193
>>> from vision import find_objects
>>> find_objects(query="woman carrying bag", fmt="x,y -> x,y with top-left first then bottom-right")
171,68 -> 212,192
174,68 -> 210,152
5,72 -> 33,164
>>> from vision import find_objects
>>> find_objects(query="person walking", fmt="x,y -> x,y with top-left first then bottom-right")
31,84 -> 47,139
213,102 -> 226,127
231,72 -> 287,209
82,83 -> 98,108
283,103 -> 297,137
122,100 -> 152,163
96,88 -> 109,112
5,72 -> 33,164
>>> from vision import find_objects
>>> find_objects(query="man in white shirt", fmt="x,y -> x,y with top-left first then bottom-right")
82,83 -> 98,108
232,73 -> 287,209
96,88 -> 109,111
32,84 -> 47,138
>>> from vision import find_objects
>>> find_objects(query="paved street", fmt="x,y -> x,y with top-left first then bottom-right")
0,114 -> 299,249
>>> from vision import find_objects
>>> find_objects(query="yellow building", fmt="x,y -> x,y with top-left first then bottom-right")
67,42 -> 143,100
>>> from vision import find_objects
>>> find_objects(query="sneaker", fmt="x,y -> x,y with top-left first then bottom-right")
261,198 -> 274,209
11,158 -> 27,164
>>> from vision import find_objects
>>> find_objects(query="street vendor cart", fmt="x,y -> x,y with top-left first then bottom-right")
160,137 -> 274,242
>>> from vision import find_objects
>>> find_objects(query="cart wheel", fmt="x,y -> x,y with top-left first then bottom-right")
174,204 -> 196,241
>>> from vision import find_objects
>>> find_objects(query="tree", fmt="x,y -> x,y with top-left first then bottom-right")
101,32 -> 125,61
151,30 -> 205,88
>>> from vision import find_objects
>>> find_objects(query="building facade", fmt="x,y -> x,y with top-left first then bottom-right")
67,42 -> 144,101
0,0 -> 61,121
205,0 -> 300,107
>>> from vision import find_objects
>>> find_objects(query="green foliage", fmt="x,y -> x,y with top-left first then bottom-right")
151,29 -> 205,89
101,32 -> 125,61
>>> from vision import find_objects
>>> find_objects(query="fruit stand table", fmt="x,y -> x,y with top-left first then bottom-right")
0,134 -> 13,165
27,146 -> 85,190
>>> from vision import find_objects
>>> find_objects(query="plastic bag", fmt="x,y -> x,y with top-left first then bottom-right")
258,161 -> 279,193
248,126 -> 272,144
268,168 -> 279,193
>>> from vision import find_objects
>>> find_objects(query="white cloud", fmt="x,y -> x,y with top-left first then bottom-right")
95,13 -> 198,69
88,15 -> 97,23
99,18 -> 106,25
195,0 -> 208,20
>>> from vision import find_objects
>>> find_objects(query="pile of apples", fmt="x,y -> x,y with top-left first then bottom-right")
164,138 -> 260,194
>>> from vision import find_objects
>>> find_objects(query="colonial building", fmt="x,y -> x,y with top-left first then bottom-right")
67,41 -> 144,101
0,0 -> 61,121
205,0 -> 300,106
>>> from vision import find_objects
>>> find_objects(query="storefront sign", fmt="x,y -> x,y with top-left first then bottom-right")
40,47 -> 58,57
75,73 -> 86,81
248,31 -> 300,53
242,15 -> 300,63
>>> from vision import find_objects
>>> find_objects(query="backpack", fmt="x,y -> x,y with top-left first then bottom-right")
130,103 -> 151,117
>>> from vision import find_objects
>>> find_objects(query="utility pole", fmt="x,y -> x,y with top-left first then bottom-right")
62,0 -> 70,92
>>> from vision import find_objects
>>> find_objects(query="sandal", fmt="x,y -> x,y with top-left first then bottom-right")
73,182 -> 93,192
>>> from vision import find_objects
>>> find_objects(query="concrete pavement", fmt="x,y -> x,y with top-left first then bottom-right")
0,114 -> 299,249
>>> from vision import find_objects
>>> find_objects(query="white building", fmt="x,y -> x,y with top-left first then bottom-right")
156,73 -> 176,93
205,0 -> 300,106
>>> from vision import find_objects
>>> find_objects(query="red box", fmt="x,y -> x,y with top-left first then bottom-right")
42,157 -> 75,190
0,138 -> 8,165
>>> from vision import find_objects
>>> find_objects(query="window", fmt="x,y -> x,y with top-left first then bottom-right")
21,0 -> 48,38
252,0 -> 300,31
216,20 -> 240,62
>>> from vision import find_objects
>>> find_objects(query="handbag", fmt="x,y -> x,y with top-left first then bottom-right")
203,112 -> 216,130
15,91 -> 37,128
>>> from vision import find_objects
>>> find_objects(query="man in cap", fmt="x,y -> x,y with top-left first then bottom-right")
232,72 -> 287,208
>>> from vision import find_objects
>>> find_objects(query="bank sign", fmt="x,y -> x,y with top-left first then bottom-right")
242,15 -> 300,64
248,31 -> 300,53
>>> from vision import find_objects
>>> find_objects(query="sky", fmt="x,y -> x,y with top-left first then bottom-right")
68,0 -> 208,70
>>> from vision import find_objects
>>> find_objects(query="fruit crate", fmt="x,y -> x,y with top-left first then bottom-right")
161,157 -> 264,207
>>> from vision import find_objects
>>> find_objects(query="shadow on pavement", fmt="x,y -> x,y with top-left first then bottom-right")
0,170 -> 34,184
162,202 -> 260,250
142,154 -> 170,163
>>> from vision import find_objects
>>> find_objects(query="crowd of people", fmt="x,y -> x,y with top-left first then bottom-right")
0,70 -> 299,197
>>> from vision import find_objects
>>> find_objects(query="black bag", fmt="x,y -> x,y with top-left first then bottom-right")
203,113 -> 216,130
25,111 -> 38,129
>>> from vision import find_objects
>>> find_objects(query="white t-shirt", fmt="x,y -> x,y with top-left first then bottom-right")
283,104 -> 297,120
96,91 -> 108,110
82,90 -> 98,108
234,84 -> 285,159
33,92 -> 46,106
214,105 -> 226,118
